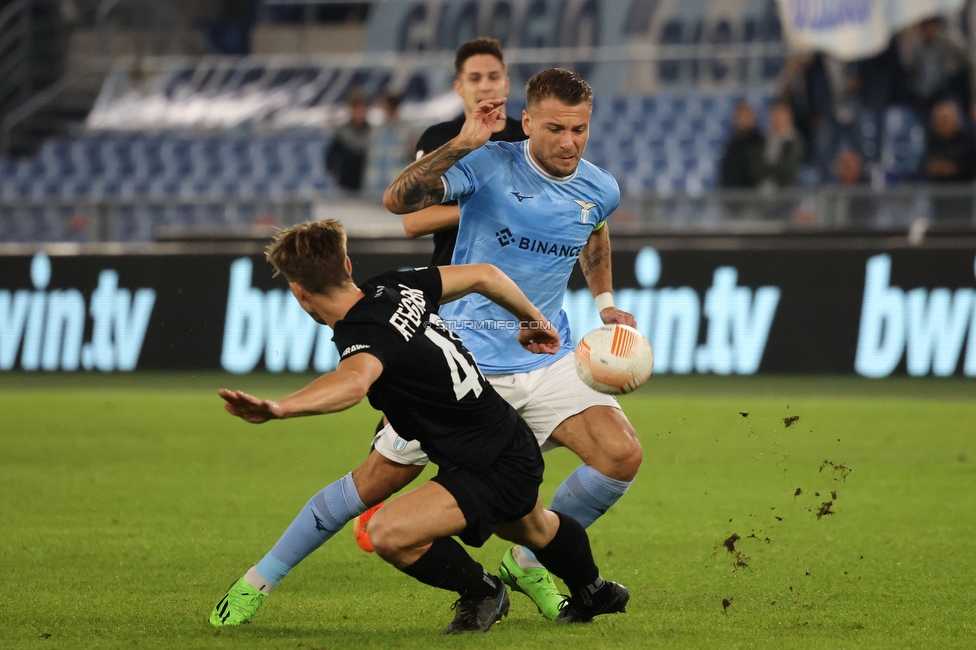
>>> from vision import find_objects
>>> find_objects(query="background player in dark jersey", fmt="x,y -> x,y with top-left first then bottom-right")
210,220 -> 628,634
403,38 -> 526,267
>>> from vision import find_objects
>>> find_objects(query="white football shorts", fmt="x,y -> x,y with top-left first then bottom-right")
371,353 -> 621,466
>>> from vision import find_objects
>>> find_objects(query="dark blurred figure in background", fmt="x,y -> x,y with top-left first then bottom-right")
720,100 -> 765,189
209,0 -> 255,54
922,100 -> 976,182
901,17 -> 971,117
831,149 -> 878,226
779,54 -> 815,157
759,101 -> 806,190
325,88 -> 371,193
921,100 -> 976,220
807,53 -> 863,180
364,93 -> 415,194
835,149 -> 866,186
858,39 -> 913,160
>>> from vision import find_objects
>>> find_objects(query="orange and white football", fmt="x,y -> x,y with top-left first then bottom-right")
574,324 -> 654,395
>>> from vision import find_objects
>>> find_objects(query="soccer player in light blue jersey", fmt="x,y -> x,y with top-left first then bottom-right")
434,133 -> 619,375
210,68 -> 641,628
380,68 -> 642,619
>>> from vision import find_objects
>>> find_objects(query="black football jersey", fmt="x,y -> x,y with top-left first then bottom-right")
414,115 -> 527,267
332,267 -> 520,471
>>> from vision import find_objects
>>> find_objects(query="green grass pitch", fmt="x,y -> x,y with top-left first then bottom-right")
1,373 -> 974,649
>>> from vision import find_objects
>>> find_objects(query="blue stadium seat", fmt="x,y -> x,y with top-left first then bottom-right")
638,96 -> 657,119
111,205 -> 143,241
39,139 -> 72,180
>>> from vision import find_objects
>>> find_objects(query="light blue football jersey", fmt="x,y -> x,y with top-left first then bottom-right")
438,140 -> 620,374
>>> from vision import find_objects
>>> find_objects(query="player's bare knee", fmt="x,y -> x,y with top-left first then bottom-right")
616,437 -> 643,479
596,432 -> 643,481
365,514 -> 403,559
497,507 -> 555,549
620,439 -> 643,479
523,516 -> 559,550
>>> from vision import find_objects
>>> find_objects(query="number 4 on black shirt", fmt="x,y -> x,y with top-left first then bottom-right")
332,267 -> 520,471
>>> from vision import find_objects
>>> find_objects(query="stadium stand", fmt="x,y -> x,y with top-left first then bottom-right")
0,82 -> 944,243
2,0 -> 973,243
0,130 -> 334,200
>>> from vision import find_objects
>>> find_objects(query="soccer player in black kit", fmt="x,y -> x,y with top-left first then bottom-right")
403,37 -> 526,267
215,220 -> 628,634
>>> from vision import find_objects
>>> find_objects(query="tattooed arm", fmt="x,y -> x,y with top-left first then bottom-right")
383,98 -> 506,214
580,224 -> 637,327
382,142 -> 469,213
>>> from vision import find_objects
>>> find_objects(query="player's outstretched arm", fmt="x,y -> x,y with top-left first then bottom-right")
383,98 -> 505,214
218,353 -> 383,424
580,225 -> 637,327
438,264 -> 560,354
402,204 -> 461,238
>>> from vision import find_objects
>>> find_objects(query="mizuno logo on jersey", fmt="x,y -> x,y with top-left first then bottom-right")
574,199 -> 598,224
341,344 -> 371,357
511,191 -> 534,202
496,228 -> 515,246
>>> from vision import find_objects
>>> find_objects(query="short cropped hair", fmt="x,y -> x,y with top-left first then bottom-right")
455,37 -> 505,77
525,68 -> 593,109
266,220 -> 352,294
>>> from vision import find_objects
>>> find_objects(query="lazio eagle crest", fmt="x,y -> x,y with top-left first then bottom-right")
574,199 -> 598,224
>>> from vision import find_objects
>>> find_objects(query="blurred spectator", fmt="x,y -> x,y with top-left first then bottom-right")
759,101 -> 806,189
719,101 -> 765,189
835,149 -> 866,186
815,54 -> 863,176
779,54 -> 815,156
922,100 -> 976,220
209,0 -> 255,55
784,52 -> 862,179
832,149 -> 877,226
364,93 -> 415,194
858,39 -> 913,160
325,89 -> 371,193
900,17 -> 970,116
922,100 -> 976,181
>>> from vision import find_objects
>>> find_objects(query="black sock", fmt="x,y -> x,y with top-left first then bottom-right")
402,537 -> 498,598
533,512 -> 601,592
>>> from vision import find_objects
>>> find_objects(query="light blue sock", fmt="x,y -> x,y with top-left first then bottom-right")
255,472 -> 367,586
520,465 -> 632,564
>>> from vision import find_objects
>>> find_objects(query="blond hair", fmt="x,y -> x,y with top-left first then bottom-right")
265,220 -> 352,294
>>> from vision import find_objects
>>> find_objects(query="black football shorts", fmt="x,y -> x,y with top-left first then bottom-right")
432,417 -> 544,547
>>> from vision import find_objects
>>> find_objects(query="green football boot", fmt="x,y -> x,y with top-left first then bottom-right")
497,546 -> 564,620
209,575 -> 266,627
